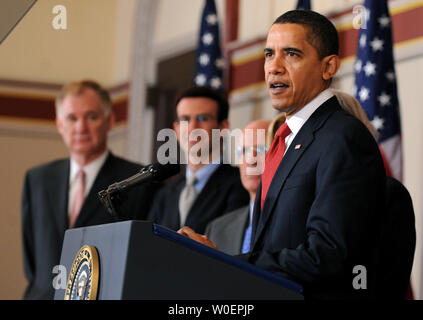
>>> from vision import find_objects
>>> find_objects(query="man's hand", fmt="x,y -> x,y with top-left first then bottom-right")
177,226 -> 218,249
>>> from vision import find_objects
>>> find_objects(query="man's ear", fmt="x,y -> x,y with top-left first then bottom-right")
56,116 -> 64,136
173,120 -> 179,133
107,112 -> 116,130
322,55 -> 340,81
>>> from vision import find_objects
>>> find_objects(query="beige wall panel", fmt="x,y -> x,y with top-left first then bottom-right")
0,130 -> 68,299
154,0 -> 226,51
0,0 -> 136,86
108,125 -> 129,160
238,0 -> 274,42
112,0 -> 138,85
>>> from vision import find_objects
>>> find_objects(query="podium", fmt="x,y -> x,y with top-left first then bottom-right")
54,221 -> 303,300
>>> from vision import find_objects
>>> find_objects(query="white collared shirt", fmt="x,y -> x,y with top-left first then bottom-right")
68,151 -> 109,214
284,88 -> 334,153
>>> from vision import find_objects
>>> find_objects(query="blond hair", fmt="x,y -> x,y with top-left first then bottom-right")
332,89 -> 378,140
55,80 -> 112,117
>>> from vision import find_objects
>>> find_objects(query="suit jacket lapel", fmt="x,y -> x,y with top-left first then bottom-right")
252,97 -> 340,248
253,131 -> 314,247
173,177 -> 186,229
231,206 -> 250,252
251,183 -> 261,247
46,159 -> 70,234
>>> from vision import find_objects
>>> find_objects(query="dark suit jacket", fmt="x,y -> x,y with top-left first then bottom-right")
377,176 -> 415,299
148,164 -> 249,234
243,97 -> 386,299
21,152 -> 159,300
205,206 -> 250,255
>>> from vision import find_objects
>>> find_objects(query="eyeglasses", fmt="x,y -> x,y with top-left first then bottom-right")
175,114 -> 215,123
236,146 -> 268,158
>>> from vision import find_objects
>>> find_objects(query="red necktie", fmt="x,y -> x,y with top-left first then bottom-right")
69,169 -> 86,228
261,123 -> 291,210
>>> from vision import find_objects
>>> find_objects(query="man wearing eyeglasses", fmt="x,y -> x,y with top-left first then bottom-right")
204,120 -> 270,255
148,86 -> 249,234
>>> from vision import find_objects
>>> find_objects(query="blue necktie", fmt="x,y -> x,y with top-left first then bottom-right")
241,223 -> 252,254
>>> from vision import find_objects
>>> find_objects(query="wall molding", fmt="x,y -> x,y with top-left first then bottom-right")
0,79 -> 131,123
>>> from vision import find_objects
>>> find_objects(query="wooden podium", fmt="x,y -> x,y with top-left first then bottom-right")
54,221 -> 303,300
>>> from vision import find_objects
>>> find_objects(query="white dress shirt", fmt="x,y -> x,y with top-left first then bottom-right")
284,89 -> 334,154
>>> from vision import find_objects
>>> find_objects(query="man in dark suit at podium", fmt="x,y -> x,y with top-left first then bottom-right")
205,120 -> 270,255
148,86 -> 249,234
21,80 -> 157,299
179,11 -> 386,299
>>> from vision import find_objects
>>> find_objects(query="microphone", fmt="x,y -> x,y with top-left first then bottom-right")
103,161 -> 180,194
98,161 -> 180,221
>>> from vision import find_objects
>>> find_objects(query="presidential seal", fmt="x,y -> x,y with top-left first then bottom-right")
64,245 -> 99,300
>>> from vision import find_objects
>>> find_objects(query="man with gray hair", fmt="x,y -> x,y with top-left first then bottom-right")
21,80 -> 158,299
204,119 -> 270,255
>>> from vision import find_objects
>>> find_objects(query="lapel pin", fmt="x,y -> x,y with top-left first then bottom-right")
295,144 -> 302,150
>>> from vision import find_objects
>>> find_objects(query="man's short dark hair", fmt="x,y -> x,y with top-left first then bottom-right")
273,10 -> 339,60
175,86 -> 229,123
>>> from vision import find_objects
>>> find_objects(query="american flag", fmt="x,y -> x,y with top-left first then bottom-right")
194,0 -> 224,92
296,0 -> 311,10
353,0 -> 402,181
